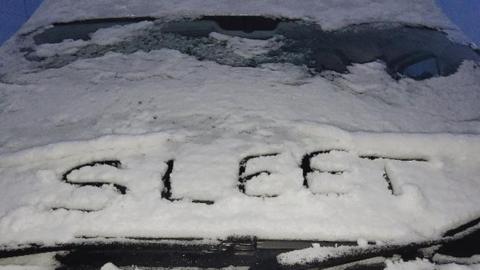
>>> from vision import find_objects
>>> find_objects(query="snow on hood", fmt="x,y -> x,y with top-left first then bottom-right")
24,0 -> 455,32
0,46 -> 479,247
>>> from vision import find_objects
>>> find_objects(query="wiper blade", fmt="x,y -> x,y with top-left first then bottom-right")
0,238 -> 355,269
1,217 -> 479,269
275,220 -> 480,270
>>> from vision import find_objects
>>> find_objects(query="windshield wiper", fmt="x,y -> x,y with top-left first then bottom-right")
1,217 -> 479,269
273,217 -> 480,270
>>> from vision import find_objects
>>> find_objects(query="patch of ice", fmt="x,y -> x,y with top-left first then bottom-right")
210,32 -> 283,59
35,39 -> 90,57
90,21 -> 154,46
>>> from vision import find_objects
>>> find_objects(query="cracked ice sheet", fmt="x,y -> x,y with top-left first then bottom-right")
0,124 -> 480,246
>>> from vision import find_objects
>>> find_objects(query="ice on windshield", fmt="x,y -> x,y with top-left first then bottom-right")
24,18 -> 480,80
28,19 -> 289,71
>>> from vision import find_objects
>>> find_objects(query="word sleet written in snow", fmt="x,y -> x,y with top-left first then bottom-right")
63,148 -> 427,202
5,127 -> 477,244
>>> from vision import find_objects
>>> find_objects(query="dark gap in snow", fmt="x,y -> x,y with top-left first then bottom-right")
191,200 -> 215,205
123,236 -> 204,241
251,194 -> 279,198
61,160 -> 127,195
201,16 -> 282,32
300,149 -> 347,189
327,171 -> 345,175
242,171 -> 272,181
76,236 -> 121,240
62,160 -> 121,175
359,155 -> 428,162
168,197 -> 215,205
50,207 -> 95,213
161,159 -> 174,201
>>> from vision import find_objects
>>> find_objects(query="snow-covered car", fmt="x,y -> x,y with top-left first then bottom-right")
0,0 -> 480,269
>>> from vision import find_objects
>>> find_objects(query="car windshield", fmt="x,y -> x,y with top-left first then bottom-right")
27,16 -> 479,80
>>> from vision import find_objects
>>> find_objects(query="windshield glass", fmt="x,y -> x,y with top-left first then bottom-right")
27,16 -> 480,80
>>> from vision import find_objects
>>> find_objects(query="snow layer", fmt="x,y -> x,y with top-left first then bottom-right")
385,259 -> 480,270
277,244 -> 359,265
278,250 -> 480,269
0,124 -> 480,245
0,252 -> 56,270
100,263 -> 120,270
0,13 -> 479,249
434,255 -> 480,265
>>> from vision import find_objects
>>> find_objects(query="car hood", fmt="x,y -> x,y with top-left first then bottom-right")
0,46 -> 480,248
0,1 -> 479,254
